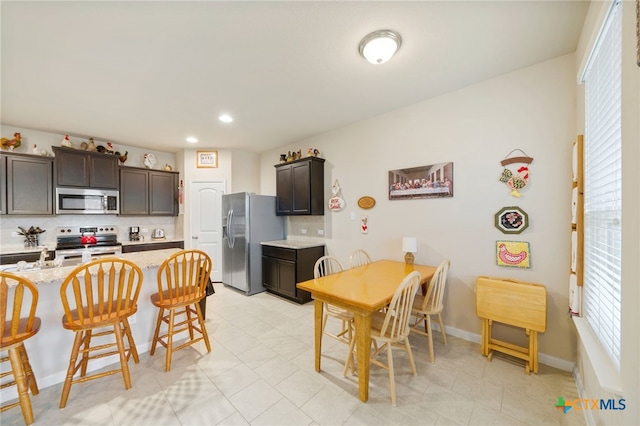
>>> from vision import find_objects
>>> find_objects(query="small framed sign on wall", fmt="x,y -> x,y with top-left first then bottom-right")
197,150 -> 218,168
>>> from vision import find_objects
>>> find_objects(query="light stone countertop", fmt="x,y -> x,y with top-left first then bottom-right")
0,245 -> 55,256
120,238 -> 183,246
1,248 -> 182,285
261,238 -> 325,249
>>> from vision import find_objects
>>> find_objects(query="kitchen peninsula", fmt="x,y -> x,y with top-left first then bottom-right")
0,248 -> 185,402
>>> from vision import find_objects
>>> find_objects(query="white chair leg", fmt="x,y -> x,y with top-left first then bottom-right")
426,316 -> 435,363
404,338 -> 417,375
342,335 -> 357,377
437,313 -> 447,345
387,343 -> 396,407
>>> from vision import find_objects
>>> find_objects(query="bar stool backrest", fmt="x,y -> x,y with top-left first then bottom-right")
156,250 -> 212,303
60,258 -> 143,327
1,272 -> 39,346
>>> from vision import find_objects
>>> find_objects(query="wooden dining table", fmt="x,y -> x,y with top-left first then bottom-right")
296,259 -> 436,402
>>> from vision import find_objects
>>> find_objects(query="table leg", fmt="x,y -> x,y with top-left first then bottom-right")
314,300 -> 323,372
354,313 -> 371,402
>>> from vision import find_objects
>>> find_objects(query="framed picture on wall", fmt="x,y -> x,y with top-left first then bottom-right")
388,162 -> 453,200
197,150 -> 218,168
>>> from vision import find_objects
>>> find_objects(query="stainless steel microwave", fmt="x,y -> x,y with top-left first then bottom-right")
55,188 -> 119,214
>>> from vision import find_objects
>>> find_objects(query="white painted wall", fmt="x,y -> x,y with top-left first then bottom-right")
260,54 -> 578,365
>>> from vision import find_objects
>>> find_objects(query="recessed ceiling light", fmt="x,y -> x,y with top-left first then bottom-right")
219,113 -> 233,123
186,137 -> 198,143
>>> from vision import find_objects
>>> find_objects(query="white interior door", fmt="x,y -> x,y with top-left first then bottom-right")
190,180 -> 225,282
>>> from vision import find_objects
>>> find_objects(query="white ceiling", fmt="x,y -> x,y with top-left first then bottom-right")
1,1 -> 589,154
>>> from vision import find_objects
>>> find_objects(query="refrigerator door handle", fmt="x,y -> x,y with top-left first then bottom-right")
229,209 -> 235,248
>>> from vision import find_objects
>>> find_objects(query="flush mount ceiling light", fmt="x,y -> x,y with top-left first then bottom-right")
358,29 -> 402,65
219,113 -> 233,123
186,137 -> 198,143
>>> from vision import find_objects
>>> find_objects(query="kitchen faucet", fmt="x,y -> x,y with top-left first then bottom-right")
39,247 -> 48,266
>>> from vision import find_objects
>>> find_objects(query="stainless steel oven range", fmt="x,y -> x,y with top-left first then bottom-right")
55,225 -> 122,261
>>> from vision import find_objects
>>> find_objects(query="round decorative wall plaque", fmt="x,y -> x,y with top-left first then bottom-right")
357,196 -> 376,209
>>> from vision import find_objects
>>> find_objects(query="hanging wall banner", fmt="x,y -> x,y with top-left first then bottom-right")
498,149 -> 534,198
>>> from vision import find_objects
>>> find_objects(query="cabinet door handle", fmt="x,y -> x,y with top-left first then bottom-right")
192,236 -> 199,239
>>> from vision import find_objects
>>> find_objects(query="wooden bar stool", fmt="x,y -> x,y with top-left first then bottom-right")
150,250 -> 212,372
59,258 -> 143,408
1,272 -> 41,425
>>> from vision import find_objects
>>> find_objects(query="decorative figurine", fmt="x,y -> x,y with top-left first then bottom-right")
32,144 -> 39,155
307,148 -> 320,157
164,164 -> 173,171
118,151 -> 128,163
279,154 -> 287,163
144,153 -> 157,169
80,141 -> 88,150
87,138 -> 97,151
1,132 -> 22,150
61,134 -> 73,148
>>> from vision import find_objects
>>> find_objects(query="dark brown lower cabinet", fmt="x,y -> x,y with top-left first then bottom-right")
262,244 -> 324,304
121,240 -> 184,253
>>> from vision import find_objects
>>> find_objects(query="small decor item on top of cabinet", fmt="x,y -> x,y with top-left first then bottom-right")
87,138 -> 97,151
164,164 -> 173,171
1,132 -> 22,150
279,154 -> 287,163
499,149 -> 534,198
118,151 -> 128,163
328,179 -> 345,211
144,153 -> 157,169
61,134 -> 73,148
307,148 -> 320,157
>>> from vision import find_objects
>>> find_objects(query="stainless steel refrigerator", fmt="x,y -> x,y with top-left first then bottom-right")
222,192 -> 285,295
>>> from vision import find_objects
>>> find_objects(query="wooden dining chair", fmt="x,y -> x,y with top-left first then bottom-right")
1,272 -> 41,425
410,259 -> 450,362
59,258 -> 143,408
150,249 -> 212,372
343,271 -> 422,406
349,249 -> 372,268
313,256 -> 355,371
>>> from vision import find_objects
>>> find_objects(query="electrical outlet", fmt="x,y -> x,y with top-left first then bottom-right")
350,212 -> 356,220
301,229 -> 307,234
318,230 -> 324,235
129,314 -> 136,324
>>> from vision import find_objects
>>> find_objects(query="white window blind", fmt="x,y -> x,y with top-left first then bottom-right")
582,0 -> 622,372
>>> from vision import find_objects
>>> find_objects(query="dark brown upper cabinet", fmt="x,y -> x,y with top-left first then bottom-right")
53,146 -> 119,189
119,166 -> 178,216
275,157 -> 325,215
1,152 -> 54,215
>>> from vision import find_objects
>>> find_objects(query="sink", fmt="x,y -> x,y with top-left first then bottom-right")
0,258 -> 84,273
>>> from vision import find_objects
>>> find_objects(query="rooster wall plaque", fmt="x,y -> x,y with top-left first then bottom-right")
499,149 -> 534,198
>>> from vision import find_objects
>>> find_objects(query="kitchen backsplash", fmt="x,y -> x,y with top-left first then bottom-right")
286,216 -> 325,239
0,215 -> 179,250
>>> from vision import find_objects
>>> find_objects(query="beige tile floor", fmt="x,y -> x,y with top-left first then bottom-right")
1,283 -> 585,425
